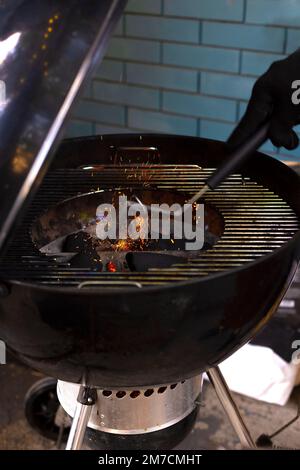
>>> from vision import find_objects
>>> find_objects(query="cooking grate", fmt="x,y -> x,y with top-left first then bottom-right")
1,164 -> 299,287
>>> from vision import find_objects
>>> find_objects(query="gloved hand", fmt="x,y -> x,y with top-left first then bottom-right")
228,49 -> 300,151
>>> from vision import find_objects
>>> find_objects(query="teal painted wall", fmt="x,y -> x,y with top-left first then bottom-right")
67,0 -> 300,161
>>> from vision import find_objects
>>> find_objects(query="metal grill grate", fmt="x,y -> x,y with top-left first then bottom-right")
1,165 -> 299,287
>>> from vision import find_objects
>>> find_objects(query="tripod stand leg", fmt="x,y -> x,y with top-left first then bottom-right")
207,366 -> 256,449
66,386 -> 97,450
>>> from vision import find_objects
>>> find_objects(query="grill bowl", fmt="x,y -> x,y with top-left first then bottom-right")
1,134 -> 300,387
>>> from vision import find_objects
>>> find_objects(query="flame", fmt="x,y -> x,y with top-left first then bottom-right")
106,261 -> 117,272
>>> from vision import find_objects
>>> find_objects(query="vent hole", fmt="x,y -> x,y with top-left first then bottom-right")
170,384 -> 177,390
144,389 -> 154,397
116,391 -> 126,399
130,390 -> 140,399
158,386 -> 167,394
102,390 -> 112,397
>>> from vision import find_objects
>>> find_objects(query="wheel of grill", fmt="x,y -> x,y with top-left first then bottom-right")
24,377 -> 70,441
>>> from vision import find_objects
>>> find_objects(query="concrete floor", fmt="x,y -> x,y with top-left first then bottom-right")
0,357 -> 300,450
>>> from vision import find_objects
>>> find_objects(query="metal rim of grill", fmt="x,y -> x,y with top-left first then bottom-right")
1,164 -> 299,288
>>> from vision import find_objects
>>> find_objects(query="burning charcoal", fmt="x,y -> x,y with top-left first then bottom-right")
126,252 -> 186,272
63,232 -> 102,270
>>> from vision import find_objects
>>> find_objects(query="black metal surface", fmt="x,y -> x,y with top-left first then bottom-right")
0,0 -> 126,253
77,386 -> 97,406
0,134 -> 300,387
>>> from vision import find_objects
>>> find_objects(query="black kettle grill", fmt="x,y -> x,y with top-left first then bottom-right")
1,1 -> 300,451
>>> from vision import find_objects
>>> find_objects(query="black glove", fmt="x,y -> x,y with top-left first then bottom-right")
228,49 -> 300,151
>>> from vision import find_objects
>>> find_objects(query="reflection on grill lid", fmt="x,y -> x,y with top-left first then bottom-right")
0,0 -> 126,253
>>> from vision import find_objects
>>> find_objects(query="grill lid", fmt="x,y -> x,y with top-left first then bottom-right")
0,0 -> 126,254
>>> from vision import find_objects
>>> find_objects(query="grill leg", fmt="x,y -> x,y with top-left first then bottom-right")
207,366 -> 256,449
66,386 -> 97,450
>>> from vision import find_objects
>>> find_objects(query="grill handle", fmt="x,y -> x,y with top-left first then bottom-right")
78,281 -> 142,289
207,121 -> 270,190
112,146 -> 160,164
